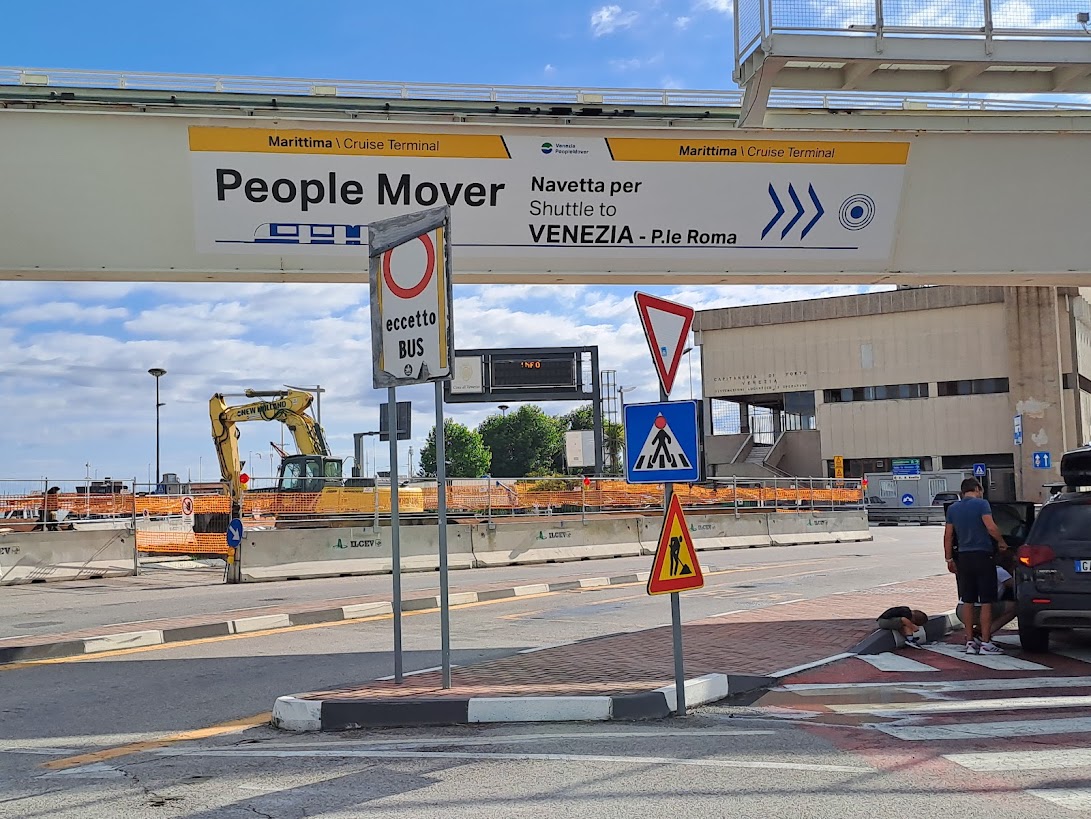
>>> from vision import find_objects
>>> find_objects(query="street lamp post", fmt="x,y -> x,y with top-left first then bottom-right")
498,404 -> 510,416
683,347 -> 695,400
148,368 -> 166,486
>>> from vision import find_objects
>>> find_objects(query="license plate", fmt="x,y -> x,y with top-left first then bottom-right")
1076,560 -> 1091,572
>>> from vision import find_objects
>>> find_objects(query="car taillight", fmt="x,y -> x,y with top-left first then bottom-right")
1018,544 -> 1057,567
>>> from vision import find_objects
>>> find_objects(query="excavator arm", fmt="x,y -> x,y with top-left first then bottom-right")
209,389 -> 331,503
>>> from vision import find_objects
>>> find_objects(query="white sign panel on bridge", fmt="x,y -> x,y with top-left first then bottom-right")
7,104 -> 1091,284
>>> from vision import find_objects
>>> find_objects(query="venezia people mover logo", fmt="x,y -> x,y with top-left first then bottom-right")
541,142 -> 553,154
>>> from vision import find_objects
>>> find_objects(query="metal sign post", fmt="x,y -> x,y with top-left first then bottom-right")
369,206 -> 453,687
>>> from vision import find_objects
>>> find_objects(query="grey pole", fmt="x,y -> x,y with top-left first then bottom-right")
388,387 -> 403,683
435,381 -> 452,688
661,382 -> 686,717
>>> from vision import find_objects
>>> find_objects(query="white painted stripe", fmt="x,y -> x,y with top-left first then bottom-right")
468,696 -> 612,723
920,643 -> 1051,671
875,715 -> 1091,741
782,675 -> 1091,695
83,630 -> 163,653
232,614 -> 290,633
375,665 -> 447,682
271,696 -> 321,732
657,674 -> 730,713
945,747 -> 1091,772
1,747 -> 83,756
1027,788 -> 1091,811
857,653 -> 940,673
246,729 -> 777,750
831,694 -> 1091,716
341,602 -> 393,619
157,748 -> 869,773
513,584 -> 551,596
771,653 -> 854,679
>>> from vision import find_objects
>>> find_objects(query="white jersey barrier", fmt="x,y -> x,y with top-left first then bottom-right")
235,510 -> 870,582
239,525 -> 474,583
0,529 -> 137,585
470,517 -> 644,568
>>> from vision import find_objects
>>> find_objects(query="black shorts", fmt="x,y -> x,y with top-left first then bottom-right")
956,551 -> 998,605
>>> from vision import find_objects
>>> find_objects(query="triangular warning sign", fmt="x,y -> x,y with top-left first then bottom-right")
633,414 -> 692,472
635,292 -> 694,396
647,495 -> 704,595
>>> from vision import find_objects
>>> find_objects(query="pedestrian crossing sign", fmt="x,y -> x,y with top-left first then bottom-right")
624,400 -> 700,484
648,494 -> 704,595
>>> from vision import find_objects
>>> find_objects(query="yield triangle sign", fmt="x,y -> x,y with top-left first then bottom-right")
634,292 -> 694,395
633,414 -> 692,473
648,494 -> 704,595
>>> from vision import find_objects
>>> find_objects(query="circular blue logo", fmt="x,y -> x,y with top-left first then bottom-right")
541,142 -> 553,154
901,494 -> 915,507
839,194 -> 876,230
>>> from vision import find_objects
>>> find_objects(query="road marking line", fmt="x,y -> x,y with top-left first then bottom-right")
41,713 -> 270,771
875,716 -> 1091,741
241,729 -> 777,750
945,747 -> 1091,772
921,643 -> 1051,671
857,653 -> 940,673
772,653 -> 855,679
1027,788 -> 1091,811
156,748 -> 868,773
782,675 -> 1091,695
833,694 -> 1091,716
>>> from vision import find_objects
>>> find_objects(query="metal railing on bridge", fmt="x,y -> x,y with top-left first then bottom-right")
735,0 -> 1091,74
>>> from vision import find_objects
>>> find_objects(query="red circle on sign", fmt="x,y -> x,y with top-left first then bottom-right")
382,234 -> 435,300
654,415 -> 667,429
240,473 -> 250,485
181,497 -> 193,515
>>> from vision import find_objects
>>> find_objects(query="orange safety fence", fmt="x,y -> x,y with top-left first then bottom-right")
0,493 -> 229,516
136,531 -> 231,556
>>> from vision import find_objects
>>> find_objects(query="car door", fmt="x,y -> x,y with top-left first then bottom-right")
943,501 -> 1036,554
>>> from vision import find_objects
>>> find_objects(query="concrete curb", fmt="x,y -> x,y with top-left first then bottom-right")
850,609 -> 962,656
271,672 -> 734,732
0,571 -> 651,666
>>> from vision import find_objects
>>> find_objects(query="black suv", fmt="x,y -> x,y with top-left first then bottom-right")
1016,447 -> 1091,652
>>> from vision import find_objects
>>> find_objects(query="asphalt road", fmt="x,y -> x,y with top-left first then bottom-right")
3,525 -> 1017,819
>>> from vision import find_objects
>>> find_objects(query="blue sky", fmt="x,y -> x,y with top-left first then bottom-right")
0,0 -> 885,484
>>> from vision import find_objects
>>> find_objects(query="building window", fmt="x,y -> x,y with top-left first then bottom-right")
937,378 -> 1009,397
822,383 -> 929,403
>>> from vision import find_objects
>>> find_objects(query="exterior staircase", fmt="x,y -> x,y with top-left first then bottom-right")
746,444 -> 774,465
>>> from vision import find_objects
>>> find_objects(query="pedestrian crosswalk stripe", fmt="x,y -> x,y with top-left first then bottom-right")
1056,647 -> 1091,664
632,414 -> 692,472
921,642 -> 1051,671
1026,788 -> 1091,811
945,747 -> 1091,772
857,653 -> 940,673
782,675 -> 1091,695
830,693 -> 1091,716
875,715 -> 1091,741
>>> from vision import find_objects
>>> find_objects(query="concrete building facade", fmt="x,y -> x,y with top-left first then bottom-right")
693,286 -> 1091,502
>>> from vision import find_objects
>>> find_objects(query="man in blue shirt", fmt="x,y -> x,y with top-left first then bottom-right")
944,478 -> 1010,655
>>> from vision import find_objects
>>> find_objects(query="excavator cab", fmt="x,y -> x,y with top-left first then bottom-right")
278,455 -> 344,493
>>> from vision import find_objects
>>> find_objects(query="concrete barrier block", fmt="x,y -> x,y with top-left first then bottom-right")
468,696 -> 612,723
657,673 -> 730,713
233,613 -> 291,633
471,518 -> 643,567
83,630 -> 163,653
0,530 -> 135,586
340,602 -> 392,619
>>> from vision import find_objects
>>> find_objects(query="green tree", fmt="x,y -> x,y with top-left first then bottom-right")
603,420 -> 625,475
418,419 -> 492,478
478,405 -> 564,477
558,404 -> 594,431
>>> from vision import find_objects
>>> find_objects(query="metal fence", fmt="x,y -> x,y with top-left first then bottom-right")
736,0 -> 1091,70
5,65 -> 1091,114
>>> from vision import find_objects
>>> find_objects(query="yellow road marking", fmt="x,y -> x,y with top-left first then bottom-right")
41,713 -> 270,771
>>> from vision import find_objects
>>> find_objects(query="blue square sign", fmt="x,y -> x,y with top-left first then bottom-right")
624,400 -> 700,484
1033,451 -> 1052,470
973,463 -> 987,478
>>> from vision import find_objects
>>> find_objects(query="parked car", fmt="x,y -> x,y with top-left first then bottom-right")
1015,447 -> 1091,652
931,491 -> 961,506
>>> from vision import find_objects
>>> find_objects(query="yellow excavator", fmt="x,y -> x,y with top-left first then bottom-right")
210,389 -> 424,527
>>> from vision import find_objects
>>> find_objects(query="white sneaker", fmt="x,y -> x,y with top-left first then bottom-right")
966,640 -> 980,654
979,641 -> 1005,655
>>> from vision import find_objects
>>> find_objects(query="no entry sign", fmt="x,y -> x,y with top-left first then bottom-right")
369,207 -> 454,387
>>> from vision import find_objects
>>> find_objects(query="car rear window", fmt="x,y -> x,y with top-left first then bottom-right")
1029,501 -> 1091,546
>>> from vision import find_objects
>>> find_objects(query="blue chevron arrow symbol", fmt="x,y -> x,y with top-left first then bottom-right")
761,184 -> 785,239
780,183 -> 805,239
800,184 -> 825,238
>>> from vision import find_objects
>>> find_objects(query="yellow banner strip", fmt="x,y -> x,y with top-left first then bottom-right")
189,127 -> 510,159
608,138 -> 909,164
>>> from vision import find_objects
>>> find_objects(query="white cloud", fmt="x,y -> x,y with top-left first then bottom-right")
675,15 -> 692,29
591,4 -> 639,36
610,57 -> 644,72
5,302 -> 128,325
696,0 -> 731,14
544,63 -> 557,76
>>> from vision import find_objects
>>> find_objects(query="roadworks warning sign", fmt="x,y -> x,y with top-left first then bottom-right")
647,494 -> 704,595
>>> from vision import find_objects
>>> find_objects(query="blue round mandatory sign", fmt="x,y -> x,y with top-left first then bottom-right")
901,494 -> 915,507
226,518 -> 244,548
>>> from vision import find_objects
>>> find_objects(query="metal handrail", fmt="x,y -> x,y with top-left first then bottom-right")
5,66 -> 1091,113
